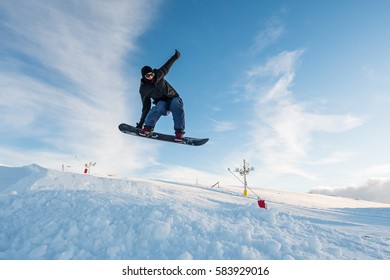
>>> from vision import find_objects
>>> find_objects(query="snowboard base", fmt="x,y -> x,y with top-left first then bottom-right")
118,123 -> 209,146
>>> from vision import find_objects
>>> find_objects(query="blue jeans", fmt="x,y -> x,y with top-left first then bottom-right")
144,97 -> 185,132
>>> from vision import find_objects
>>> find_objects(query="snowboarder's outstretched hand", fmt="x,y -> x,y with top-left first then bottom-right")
136,122 -> 143,129
174,49 -> 181,59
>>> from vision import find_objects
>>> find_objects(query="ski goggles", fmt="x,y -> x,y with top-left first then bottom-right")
145,72 -> 155,79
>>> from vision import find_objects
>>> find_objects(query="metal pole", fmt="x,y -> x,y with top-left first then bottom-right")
243,159 -> 248,196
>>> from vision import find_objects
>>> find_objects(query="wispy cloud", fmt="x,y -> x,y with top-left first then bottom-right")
0,0 -> 161,174
250,17 -> 285,53
241,50 -> 364,179
207,117 -> 235,132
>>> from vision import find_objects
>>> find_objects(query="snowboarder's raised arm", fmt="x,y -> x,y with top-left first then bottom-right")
158,49 -> 181,77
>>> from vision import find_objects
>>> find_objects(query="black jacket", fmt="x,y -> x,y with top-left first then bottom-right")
138,53 -> 180,127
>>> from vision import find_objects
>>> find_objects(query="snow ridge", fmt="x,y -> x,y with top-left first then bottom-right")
0,165 -> 389,260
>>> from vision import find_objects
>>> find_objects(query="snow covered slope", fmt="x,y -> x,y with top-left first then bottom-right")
0,164 -> 389,260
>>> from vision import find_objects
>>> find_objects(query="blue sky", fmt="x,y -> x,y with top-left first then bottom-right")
1,0 -> 390,192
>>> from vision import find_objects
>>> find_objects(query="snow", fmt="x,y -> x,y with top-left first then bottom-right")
0,164 -> 389,260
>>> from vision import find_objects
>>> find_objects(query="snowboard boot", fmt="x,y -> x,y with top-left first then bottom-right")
174,130 -> 185,142
139,126 -> 153,137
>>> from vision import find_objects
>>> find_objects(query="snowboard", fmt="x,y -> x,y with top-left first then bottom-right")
118,123 -> 209,146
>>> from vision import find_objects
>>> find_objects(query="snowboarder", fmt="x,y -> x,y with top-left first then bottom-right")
136,49 -> 185,141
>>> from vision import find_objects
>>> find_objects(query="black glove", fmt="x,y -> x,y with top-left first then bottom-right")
174,49 -> 181,59
136,122 -> 143,129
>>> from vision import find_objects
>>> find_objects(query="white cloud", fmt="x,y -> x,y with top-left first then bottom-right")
310,178 -> 390,204
251,17 -> 285,53
246,50 -> 304,102
0,0 -> 161,175
207,117 -> 235,132
305,151 -> 355,165
241,50 -> 364,179
363,164 -> 390,177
